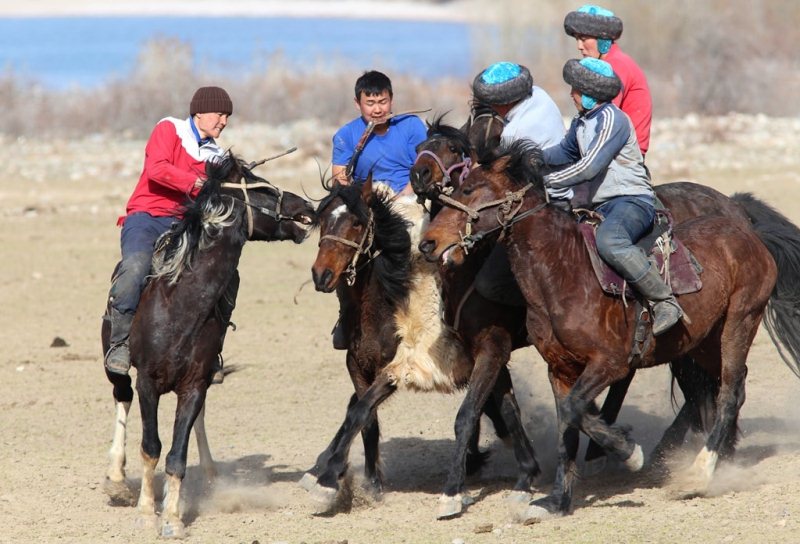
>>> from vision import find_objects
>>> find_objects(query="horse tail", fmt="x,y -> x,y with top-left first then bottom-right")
732,192 -> 800,378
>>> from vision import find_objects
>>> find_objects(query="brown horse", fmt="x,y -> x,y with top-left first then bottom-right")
412,116 -> 800,470
419,140 -> 800,521
101,154 -> 315,538
303,177 -> 540,518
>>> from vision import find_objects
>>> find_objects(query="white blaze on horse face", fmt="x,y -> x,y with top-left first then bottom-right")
329,204 -> 348,223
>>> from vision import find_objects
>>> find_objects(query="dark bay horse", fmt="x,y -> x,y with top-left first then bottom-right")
419,141 -> 800,522
303,177 -> 539,518
101,154 -> 315,538
412,116 -> 800,470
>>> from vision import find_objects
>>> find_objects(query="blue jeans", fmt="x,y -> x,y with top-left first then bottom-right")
594,196 -> 655,282
108,212 -> 175,314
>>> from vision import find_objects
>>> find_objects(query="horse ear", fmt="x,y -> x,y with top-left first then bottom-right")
362,172 -> 374,204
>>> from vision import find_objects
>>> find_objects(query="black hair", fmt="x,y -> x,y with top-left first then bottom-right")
354,70 -> 393,101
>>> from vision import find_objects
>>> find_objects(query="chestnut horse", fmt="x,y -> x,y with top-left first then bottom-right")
101,154 -> 315,538
419,140 -> 800,522
411,116 -> 800,469
303,177 -> 539,518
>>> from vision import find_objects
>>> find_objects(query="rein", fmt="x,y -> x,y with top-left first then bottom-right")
440,182 -> 547,253
220,179 -> 289,238
414,149 -> 472,191
319,208 -> 379,286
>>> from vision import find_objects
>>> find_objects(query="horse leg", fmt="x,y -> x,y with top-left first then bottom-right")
308,373 -> 397,513
103,374 -> 136,505
300,393 -> 358,491
493,360 -> 541,507
650,357 -> 718,471
193,402 -> 216,485
521,365 -> 639,522
468,367 -> 513,473
583,370 -> 635,475
160,388 -> 208,539
673,328 -> 752,498
517,370 -> 579,522
135,377 -> 161,530
360,413 -> 382,497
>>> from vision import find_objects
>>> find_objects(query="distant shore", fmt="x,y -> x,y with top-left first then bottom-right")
0,0 -> 476,22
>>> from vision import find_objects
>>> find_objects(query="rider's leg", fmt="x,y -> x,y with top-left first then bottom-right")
595,196 -> 682,336
212,271 -> 239,384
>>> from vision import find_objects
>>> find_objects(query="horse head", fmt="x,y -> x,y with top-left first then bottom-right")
311,177 -> 377,292
419,140 -> 545,267
208,154 -> 316,244
465,98 -> 506,155
312,176 -> 412,298
410,115 -> 474,205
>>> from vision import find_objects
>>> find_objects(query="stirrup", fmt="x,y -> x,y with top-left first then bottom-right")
104,344 -> 131,375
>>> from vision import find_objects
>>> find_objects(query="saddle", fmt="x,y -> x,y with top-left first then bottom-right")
577,207 -> 703,298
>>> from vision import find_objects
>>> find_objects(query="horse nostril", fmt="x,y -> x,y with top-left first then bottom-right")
419,239 -> 435,255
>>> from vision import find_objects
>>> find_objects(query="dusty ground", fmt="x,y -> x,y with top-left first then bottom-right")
2,116 -> 800,544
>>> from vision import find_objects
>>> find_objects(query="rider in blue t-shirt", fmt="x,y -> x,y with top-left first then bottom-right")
331,70 -> 427,195
329,70 -> 427,350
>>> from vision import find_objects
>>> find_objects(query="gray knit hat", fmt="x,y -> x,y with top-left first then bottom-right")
564,5 -> 623,40
472,62 -> 533,105
563,58 -> 621,103
190,86 -> 233,115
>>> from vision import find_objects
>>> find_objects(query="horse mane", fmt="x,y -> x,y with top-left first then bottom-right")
317,182 -> 412,307
470,96 -> 498,117
477,139 -> 545,192
426,114 -> 472,156
152,154 -> 245,284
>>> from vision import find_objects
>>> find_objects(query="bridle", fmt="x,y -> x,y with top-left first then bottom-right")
467,107 -> 507,147
318,200 -> 379,286
414,148 -> 472,194
441,182 -> 548,254
220,176 -> 293,238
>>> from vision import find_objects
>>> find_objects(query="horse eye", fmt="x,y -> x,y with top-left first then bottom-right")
448,145 -> 457,153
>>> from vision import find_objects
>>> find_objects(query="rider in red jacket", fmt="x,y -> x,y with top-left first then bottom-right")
104,87 -> 234,383
564,5 -> 652,156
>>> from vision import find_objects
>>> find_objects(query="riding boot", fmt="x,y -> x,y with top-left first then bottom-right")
104,307 -> 134,375
332,290 -> 355,350
630,265 -> 684,336
213,271 -> 240,384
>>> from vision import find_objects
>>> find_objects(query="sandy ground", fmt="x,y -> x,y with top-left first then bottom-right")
2,117 -> 800,543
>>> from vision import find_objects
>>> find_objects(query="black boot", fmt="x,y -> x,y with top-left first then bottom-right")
104,307 -> 134,375
631,265 -> 683,336
213,272 -> 240,384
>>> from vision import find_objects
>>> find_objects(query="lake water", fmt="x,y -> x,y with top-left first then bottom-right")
0,16 -> 475,89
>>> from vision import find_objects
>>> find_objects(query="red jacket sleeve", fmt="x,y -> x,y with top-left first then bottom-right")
142,121 -> 203,196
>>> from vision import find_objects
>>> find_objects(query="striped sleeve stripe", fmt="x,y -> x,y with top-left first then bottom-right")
547,109 -> 614,185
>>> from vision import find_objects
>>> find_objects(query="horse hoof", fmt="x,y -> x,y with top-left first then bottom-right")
582,455 -> 608,477
298,472 -> 318,492
134,513 -> 159,531
436,493 -> 471,520
623,444 -> 644,472
160,518 -> 186,539
515,502 -> 560,525
505,491 -> 532,520
103,477 -> 135,506
310,483 -> 338,513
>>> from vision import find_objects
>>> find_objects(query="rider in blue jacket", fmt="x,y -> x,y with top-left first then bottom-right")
543,58 -> 682,335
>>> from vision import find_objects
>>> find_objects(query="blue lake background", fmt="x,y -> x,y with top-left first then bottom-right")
0,17 -> 476,89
